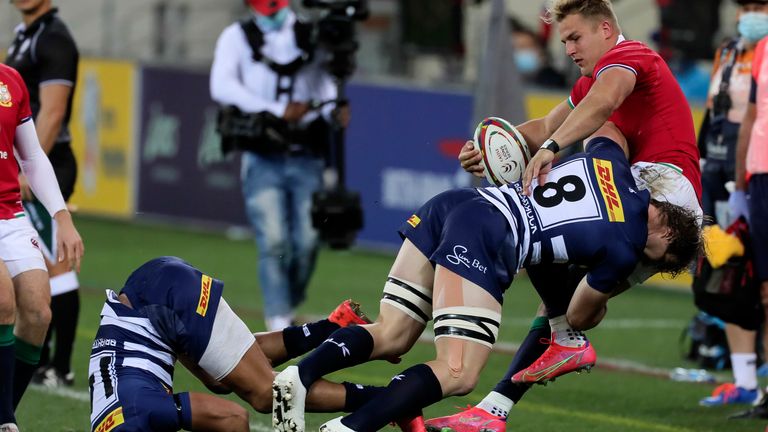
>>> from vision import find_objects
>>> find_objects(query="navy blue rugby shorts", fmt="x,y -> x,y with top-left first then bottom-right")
398,188 -> 518,304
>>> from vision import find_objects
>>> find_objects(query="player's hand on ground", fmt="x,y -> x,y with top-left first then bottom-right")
522,148 -> 555,195
459,140 -> 485,178
53,210 -> 84,272
18,174 -> 33,201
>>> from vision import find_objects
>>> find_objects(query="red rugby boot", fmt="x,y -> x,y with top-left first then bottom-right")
328,299 -> 372,327
424,406 -> 506,432
511,337 -> 596,384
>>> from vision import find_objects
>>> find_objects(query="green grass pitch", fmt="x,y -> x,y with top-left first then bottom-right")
15,216 -> 766,431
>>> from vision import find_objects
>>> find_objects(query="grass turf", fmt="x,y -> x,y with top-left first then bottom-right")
15,216 -> 766,431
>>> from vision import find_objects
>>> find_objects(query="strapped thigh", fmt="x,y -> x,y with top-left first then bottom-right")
433,306 -> 501,349
380,276 -> 433,324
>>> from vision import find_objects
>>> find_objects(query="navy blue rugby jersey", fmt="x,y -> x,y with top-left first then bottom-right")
478,137 -> 650,293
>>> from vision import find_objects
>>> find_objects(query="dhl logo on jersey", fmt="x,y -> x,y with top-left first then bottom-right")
94,407 -> 124,432
196,274 -> 213,316
593,159 -> 625,222
407,214 -> 421,228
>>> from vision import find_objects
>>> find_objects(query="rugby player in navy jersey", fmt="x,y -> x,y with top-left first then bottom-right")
271,122 -> 702,432
88,256 -> 375,432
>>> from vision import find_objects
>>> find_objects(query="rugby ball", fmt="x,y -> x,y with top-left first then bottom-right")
473,117 -> 531,186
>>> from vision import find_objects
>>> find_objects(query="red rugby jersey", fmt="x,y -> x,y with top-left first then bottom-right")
569,40 -> 702,200
0,64 -> 32,219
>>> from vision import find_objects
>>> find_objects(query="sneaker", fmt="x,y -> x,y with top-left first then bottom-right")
39,368 -> 74,388
320,417 -> 356,432
272,365 -> 307,432
700,383 -> 760,406
729,394 -> 768,419
0,423 -> 19,432
328,299 -> 372,327
425,406 -> 506,432
30,366 -> 50,385
511,338 -> 596,384
758,363 -> 768,378
394,412 -> 427,432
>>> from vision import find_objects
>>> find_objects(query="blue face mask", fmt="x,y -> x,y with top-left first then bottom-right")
254,8 -> 288,32
738,12 -> 768,43
514,49 -> 541,74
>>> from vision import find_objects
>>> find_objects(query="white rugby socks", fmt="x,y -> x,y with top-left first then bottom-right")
732,353 -> 758,390
549,315 -> 587,348
477,391 -> 513,419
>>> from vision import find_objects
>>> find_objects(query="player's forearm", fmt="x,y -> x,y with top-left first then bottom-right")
734,103 -> 756,191
35,108 -> 65,154
550,93 -> 614,150
517,118 -> 552,153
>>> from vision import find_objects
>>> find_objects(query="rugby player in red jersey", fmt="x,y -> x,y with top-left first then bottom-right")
0,63 -> 82,432
433,1 -> 703,430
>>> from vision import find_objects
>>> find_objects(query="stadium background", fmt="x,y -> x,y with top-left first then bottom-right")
0,0 -> 761,431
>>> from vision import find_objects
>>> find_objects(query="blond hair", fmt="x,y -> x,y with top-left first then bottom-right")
545,0 -> 619,26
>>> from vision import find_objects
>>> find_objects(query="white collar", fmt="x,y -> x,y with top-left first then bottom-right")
616,34 -> 626,45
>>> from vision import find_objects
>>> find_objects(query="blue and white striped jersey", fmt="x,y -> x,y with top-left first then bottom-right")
478,138 -> 651,293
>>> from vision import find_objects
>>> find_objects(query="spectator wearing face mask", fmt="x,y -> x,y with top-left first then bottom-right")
700,0 -> 768,416
510,17 -> 567,89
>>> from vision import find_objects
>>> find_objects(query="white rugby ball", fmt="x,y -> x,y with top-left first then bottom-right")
473,117 -> 531,186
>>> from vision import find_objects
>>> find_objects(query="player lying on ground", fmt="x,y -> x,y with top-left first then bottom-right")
88,256 -> 379,432
271,123 -> 703,432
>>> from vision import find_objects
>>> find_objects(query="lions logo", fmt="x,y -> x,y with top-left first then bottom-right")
0,82 -> 12,108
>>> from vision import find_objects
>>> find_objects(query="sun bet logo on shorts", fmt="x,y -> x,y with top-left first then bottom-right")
196,275 -> 213,317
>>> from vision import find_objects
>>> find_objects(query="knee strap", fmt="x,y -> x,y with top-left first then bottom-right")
380,277 -> 432,324
433,307 -> 501,349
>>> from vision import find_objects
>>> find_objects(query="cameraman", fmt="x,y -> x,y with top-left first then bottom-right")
210,0 -> 348,331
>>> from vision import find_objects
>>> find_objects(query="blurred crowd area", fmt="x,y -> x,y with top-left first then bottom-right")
0,0 -> 744,99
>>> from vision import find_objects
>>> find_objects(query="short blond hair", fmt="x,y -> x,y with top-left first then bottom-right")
546,0 -> 619,26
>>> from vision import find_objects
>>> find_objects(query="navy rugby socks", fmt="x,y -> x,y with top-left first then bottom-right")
342,381 -> 385,412
282,319 -> 340,359
342,363 -> 443,431
297,325 -> 373,389
491,316 -> 549,404
0,325 -> 15,424
12,337 -> 41,409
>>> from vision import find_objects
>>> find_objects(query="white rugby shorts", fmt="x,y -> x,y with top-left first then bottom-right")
628,161 -> 703,285
0,216 -> 46,278
198,298 -> 256,381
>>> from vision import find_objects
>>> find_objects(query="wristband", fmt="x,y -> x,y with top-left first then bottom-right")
540,139 -> 560,154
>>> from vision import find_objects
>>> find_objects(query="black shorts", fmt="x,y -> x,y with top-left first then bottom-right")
49,142 -> 77,202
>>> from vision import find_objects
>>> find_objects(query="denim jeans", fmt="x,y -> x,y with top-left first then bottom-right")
241,151 -> 324,318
